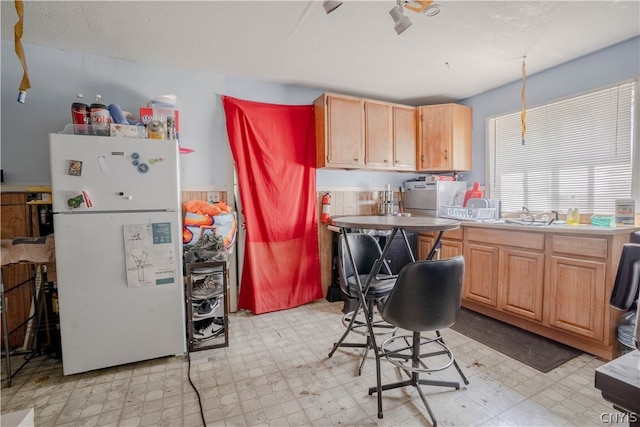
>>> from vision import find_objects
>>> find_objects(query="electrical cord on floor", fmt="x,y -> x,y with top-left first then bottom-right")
187,351 -> 207,427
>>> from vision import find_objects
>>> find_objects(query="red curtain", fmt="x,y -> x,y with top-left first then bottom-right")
222,96 -> 323,314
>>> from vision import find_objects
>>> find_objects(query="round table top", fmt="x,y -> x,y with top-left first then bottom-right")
331,215 -> 461,232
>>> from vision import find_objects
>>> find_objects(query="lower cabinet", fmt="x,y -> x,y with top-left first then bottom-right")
500,248 -> 545,321
417,228 -> 463,260
185,260 -> 229,351
464,242 -> 499,307
462,226 -> 629,360
464,243 -> 545,321
547,254 -> 606,341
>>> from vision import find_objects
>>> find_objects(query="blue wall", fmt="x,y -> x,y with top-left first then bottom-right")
2,36 -> 638,190
460,36 -> 640,186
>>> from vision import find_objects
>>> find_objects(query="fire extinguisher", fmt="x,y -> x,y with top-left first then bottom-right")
321,193 -> 331,224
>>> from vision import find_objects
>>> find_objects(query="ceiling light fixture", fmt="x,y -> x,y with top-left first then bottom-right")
323,1 -> 439,35
323,1 -> 343,14
389,0 -> 412,35
404,0 -> 440,16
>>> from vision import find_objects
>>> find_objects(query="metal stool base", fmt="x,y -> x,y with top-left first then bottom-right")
369,331 -> 469,425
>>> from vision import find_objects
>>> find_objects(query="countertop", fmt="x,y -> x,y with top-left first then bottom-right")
457,220 -> 640,236
331,215 -> 460,233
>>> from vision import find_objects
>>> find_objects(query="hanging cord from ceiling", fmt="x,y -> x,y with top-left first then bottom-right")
521,56 -> 527,145
13,0 -> 31,103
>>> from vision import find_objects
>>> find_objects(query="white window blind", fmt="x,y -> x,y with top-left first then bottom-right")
488,81 -> 636,215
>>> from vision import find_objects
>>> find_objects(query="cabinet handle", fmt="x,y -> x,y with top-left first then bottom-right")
395,160 -> 399,164
444,149 -> 448,160
354,157 -> 359,161
384,159 -> 388,163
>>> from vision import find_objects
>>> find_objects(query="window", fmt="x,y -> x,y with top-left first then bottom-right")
487,80 -> 637,215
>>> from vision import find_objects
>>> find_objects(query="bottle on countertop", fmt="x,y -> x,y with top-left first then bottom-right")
567,194 -> 580,226
89,94 -> 111,136
71,93 -> 89,135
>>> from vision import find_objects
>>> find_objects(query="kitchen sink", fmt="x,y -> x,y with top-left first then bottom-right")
504,219 -> 547,226
503,219 -> 566,226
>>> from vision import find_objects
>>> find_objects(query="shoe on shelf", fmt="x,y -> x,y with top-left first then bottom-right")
193,317 -> 225,340
190,233 -> 225,252
209,234 -> 224,251
190,233 -> 211,250
192,272 -> 224,299
191,265 -> 218,275
186,250 -> 227,264
211,251 -> 227,262
192,297 -> 220,319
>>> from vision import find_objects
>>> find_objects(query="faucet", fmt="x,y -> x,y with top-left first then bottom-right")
546,210 -> 559,225
521,206 -> 535,223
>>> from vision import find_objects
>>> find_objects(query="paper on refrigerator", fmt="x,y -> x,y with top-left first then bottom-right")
123,222 -> 177,287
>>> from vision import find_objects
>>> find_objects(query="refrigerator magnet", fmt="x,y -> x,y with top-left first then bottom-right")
81,190 -> 93,208
67,194 -> 84,209
68,160 -> 83,176
137,163 -> 149,174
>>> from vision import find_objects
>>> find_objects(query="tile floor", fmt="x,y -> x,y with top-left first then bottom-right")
1,298 -> 621,426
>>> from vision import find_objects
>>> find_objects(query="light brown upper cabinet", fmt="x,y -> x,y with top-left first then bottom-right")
315,93 -> 416,171
391,105 -> 417,171
417,103 -> 472,172
363,101 -> 417,171
363,100 -> 393,169
315,93 -> 364,169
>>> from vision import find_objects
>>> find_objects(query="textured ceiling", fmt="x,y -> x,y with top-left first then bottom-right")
1,0 -> 639,104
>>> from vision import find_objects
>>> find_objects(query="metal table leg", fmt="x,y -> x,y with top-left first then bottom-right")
1,275 -> 12,387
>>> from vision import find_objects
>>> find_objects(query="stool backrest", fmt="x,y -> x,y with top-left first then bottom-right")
610,243 -> 640,310
337,233 -> 391,297
381,256 -> 465,332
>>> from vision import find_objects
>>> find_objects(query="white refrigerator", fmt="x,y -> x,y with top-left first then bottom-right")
50,133 -> 186,375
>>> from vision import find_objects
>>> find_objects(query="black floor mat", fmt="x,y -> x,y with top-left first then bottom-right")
450,308 -> 583,373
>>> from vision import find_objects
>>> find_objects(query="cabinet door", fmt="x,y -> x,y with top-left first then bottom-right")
440,239 -> 463,260
393,105 -> 417,170
417,235 -> 435,260
464,242 -> 499,307
418,233 -> 462,260
500,249 -> 544,321
450,104 -> 472,171
315,94 -> 363,168
548,256 -> 606,340
417,104 -> 472,172
1,193 -> 30,237
364,100 -> 393,169
418,105 -> 450,171
1,193 -> 34,348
